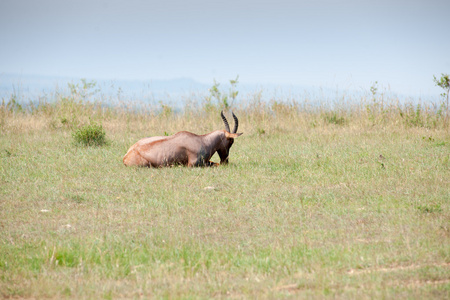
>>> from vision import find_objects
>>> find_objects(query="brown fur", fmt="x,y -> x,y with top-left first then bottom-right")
123,130 -> 242,167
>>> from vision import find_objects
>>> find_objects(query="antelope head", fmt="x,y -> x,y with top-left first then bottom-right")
218,110 -> 243,164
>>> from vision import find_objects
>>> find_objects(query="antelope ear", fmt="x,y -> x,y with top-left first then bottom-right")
225,132 -> 243,139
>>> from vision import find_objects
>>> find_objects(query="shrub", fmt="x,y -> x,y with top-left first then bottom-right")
433,73 -> 450,125
72,122 -> 107,146
203,76 -> 239,112
323,112 -> 346,125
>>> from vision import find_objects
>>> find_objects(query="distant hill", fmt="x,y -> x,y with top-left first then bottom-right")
0,73 -> 209,97
1,73 -> 429,107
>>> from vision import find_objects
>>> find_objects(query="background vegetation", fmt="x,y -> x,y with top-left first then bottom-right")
1,80 -> 449,298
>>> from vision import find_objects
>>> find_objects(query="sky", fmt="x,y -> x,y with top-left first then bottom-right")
1,0 -> 449,98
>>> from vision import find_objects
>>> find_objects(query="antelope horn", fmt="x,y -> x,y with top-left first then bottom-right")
232,111 -> 239,133
221,110 -> 231,133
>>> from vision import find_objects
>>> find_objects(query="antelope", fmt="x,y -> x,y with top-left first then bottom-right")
123,111 -> 242,167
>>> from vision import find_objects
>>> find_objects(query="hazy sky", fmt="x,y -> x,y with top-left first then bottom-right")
1,0 -> 449,97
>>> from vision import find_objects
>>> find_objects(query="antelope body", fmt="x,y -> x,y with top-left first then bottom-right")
123,112 -> 242,167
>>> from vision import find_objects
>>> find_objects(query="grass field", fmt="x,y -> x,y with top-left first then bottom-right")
1,85 -> 449,298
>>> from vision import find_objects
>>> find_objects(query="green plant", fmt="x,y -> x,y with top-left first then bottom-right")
417,204 -> 442,214
323,112 -> 346,125
204,76 -> 239,111
159,101 -> 173,117
366,81 -> 389,124
1,94 -> 23,113
68,78 -> 100,101
399,104 -> 424,127
366,81 -> 378,123
433,73 -> 450,123
72,122 -> 107,146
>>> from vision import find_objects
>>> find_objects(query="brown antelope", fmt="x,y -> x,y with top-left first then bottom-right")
123,111 -> 242,167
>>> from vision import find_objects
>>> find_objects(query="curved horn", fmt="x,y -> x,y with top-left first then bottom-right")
221,110 -> 231,132
232,111 -> 239,133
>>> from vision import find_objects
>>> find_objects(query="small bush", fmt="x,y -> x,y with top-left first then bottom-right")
323,112 -> 346,125
203,76 -> 239,112
72,122 -> 107,146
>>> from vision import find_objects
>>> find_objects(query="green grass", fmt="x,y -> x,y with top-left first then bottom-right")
0,89 -> 449,298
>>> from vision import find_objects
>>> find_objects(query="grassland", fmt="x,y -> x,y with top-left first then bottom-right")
0,85 -> 449,299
